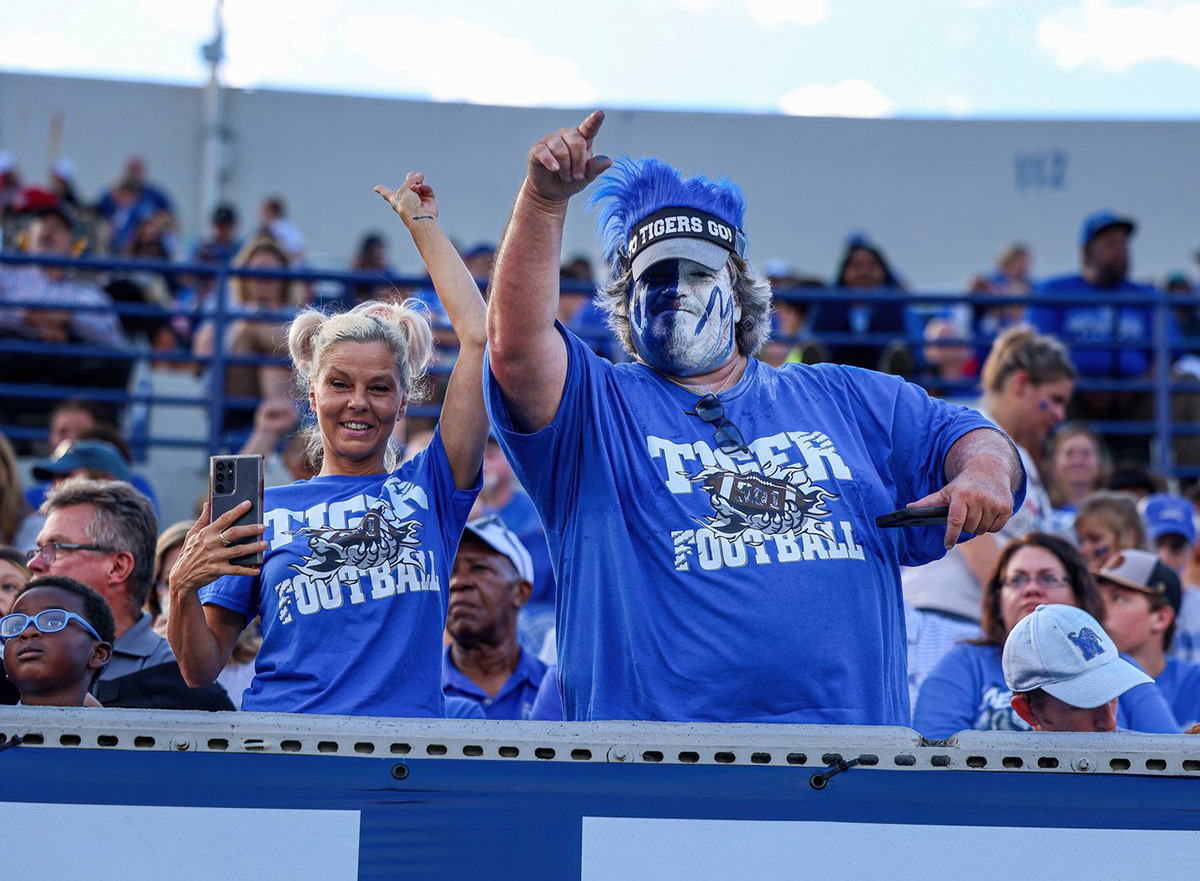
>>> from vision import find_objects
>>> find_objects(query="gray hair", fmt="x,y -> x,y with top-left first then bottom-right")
287,299 -> 435,472
41,478 -> 159,607
594,253 -> 774,361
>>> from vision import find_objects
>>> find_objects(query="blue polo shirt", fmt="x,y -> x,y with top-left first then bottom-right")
529,664 -> 563,721
441,645 -> 548,720
444,695 -> 487,720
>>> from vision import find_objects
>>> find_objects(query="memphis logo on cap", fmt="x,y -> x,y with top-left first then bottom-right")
625,207 -> 743,261
1068,627 -> 1105,661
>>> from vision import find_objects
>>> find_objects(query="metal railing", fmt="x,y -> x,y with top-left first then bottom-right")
2,251 -> 1196,479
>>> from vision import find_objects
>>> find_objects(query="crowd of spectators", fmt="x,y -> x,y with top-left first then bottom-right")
3,130 -> 1200,737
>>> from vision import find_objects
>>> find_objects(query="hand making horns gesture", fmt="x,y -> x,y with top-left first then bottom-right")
375,170 -> 440,229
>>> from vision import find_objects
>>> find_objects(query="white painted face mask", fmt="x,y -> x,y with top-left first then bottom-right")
628,258 -> 740,377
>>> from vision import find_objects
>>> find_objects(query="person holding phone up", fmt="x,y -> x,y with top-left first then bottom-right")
167,172 -> 487,715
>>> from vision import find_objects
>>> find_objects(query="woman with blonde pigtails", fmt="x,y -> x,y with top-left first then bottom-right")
167,172 -> 488,715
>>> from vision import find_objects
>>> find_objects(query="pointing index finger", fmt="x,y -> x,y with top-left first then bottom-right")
578,110 -> 605,142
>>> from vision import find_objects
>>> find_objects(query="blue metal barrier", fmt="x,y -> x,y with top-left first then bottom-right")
3,710 -> 1200,880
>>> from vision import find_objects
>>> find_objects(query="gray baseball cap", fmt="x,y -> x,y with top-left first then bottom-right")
462,515 -> 533,584
1003,604 -> 1151,709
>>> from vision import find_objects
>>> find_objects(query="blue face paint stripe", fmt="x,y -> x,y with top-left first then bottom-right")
693,284 -> 720,336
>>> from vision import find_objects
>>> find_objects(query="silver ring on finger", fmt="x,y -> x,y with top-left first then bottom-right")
219,531 -> 232,547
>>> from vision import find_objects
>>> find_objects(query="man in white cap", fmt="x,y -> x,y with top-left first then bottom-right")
442,515 -> 547,720
1004,603 -> 1151,732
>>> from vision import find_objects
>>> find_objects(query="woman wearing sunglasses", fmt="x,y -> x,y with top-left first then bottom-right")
1,575 -> 115,707
913,531 -> 1177,737
167,172 -> 487,716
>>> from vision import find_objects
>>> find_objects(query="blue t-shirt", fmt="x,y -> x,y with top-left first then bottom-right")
200,430 -> 479,716
1029,274 -> 1167,378
913,642 -> 1179,738
441,644 -> 547,721
484,324 -> 1021,725
1155,656 -> 1200,731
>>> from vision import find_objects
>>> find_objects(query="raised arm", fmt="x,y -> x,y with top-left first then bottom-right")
487,111 -> 612,432
907,426 -> 1025,550
167,501 -> 265,686
375,172 -> 487,488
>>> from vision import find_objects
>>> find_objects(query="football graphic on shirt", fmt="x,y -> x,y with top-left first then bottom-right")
686,461 -> 836,540
290,504 -> 423,576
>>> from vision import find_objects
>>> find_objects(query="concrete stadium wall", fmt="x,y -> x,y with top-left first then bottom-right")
2,71 -> 1199,289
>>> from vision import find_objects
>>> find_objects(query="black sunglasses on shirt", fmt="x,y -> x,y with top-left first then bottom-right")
688,393 -> 749,454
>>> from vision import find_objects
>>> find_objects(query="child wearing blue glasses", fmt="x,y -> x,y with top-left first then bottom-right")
1,575 -> 115,707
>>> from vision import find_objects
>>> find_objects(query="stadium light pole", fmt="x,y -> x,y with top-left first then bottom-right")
198,0 -> 228,232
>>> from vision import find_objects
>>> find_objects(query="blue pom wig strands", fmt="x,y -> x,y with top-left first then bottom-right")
589,157 -> 747,276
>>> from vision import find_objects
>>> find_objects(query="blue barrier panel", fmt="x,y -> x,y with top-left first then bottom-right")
2,712 -> 1200,879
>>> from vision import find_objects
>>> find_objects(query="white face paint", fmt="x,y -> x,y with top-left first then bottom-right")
628,258 -> 741,377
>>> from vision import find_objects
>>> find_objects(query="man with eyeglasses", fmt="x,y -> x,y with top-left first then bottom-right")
483,112 -> 1025,725
30,478 -> 232,710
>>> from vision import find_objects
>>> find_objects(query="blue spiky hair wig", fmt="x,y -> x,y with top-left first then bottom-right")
587,156 -> 773,359
589,156 -> 748,277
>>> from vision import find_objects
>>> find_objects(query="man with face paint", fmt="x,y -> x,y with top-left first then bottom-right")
484,111 -> 1026,725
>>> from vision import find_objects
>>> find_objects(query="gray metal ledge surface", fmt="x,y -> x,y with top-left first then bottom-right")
3,708 -> 1199,777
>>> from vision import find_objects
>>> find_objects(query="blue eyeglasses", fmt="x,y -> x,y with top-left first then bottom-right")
0,608 -> 103,643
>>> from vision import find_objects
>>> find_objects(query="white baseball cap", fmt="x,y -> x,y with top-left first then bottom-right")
1003,604 -> 1151,709
462,515 -> 534,584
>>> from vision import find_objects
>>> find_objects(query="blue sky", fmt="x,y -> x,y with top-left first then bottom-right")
3,0 -> 1200,118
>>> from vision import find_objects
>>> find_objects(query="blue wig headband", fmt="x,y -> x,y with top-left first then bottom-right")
589,157 -> 748,278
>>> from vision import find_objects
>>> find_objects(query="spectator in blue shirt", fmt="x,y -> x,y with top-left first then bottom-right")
1095,548 -> 1200,730
809,234 -> 912,374
1030,210 -> 1174,460
95,156 -> 174,255
442,515 -> 547,720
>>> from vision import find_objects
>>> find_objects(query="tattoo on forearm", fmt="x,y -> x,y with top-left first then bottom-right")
411,215 -> 435,222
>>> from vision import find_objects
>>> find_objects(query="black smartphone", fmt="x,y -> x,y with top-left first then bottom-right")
875,505 -> 951,528
210,454 -> 265,567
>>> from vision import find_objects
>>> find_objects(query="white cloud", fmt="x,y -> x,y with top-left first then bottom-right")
220,2 -> 345,87
779,79 -> 894,117
135,0 -> 212,31
925,88 -> 973,116
947,23 -> 974,47
0,30 -> 93,72
670,0 -> 827,25
745,0 -> 829,27
1038,0 -> 1200,73
340,15 -> 597,107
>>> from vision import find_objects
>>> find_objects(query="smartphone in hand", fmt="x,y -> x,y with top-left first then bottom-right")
210,455 -> 265,567
875,505 -> 951,528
